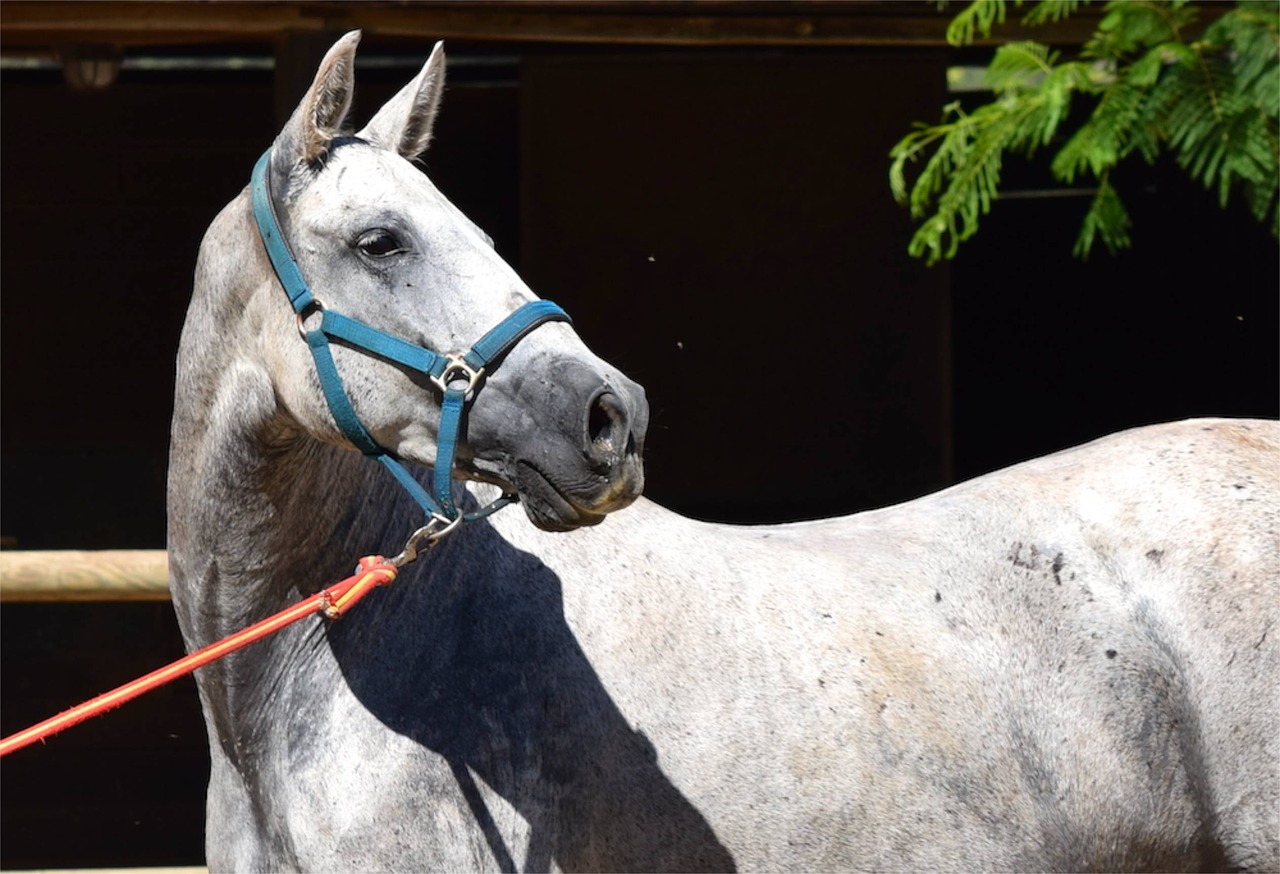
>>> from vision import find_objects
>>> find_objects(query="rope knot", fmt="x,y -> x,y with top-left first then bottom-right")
322,555 -> 398,619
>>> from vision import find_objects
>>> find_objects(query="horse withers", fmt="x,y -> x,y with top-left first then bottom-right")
168,31 -> 1279,872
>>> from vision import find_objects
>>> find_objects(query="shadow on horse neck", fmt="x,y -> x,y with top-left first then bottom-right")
322,500 -> 735,872
181,424 -> 731,869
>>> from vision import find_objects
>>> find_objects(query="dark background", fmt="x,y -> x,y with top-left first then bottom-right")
2,29 -> 1275,870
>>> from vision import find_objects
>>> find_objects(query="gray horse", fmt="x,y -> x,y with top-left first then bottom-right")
168,32 -> 1279,872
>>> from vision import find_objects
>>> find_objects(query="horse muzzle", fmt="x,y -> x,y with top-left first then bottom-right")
486,357 -> 649,532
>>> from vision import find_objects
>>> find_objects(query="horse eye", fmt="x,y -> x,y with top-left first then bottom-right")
357,229 -> 404,258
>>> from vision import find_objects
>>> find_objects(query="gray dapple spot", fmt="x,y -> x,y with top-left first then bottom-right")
168,31 -> 1279,872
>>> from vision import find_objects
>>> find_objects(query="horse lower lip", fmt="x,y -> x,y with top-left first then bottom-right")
515,461 -> 608,530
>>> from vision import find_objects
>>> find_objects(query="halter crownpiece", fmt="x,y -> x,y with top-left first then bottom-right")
249,148 -> 571,543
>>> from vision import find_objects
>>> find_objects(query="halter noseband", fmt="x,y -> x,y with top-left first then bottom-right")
250,148 -> 570,541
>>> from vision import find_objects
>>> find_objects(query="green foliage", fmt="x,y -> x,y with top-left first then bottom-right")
890,0 -> 1280,263
1023,0 -> 1089,26
944,0 -> 1010,45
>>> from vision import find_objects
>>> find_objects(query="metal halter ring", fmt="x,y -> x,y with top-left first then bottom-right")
296,299 -> 326,338
431,354 -> 485,396
390,512 -> 464,568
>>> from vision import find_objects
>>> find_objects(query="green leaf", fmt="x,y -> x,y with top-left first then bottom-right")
946,0 -> 1012,46
1074,175 -> 1132,257
1023,0 -> 1090,26
986,41 -> 1059,93
1051,72 -> 1148,182
892,0 -> 1280,263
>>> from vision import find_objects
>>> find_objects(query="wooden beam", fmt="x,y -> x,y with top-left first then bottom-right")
0,1 -> 1108,52
0,550 -> 170,602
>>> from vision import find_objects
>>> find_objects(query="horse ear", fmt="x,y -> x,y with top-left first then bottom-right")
358,41 -> 446,160
272,30 -> 360,177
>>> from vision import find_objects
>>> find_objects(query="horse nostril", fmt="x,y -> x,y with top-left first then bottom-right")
587,391 -> 628,460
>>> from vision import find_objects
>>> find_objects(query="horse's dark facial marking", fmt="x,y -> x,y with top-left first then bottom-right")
466,352 -> 648,531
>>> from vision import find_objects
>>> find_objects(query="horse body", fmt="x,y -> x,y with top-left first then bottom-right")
484,418 -> 1277,872
169,31 -> 1279,872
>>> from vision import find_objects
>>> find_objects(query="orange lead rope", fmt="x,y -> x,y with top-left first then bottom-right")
0,555 -> 398,758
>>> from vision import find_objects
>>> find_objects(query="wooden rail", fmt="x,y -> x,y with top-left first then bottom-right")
0,549 -> 170,602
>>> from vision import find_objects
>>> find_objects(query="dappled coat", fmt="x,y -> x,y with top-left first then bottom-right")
167,31 -> 1280,873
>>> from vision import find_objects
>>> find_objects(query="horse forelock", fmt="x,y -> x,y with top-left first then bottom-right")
277,135 -> 375,205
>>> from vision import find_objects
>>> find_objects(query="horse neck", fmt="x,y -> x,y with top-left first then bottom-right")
170,379 -> 410,628
170,199 -> 423,640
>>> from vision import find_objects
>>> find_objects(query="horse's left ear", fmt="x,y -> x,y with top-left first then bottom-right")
271,30 -> 360,189
359,42 -> 446,160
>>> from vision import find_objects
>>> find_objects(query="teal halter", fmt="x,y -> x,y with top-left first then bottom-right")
250,148 -> 571,531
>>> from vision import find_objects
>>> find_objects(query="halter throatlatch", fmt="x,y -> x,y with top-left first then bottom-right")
250,149 -> 570,560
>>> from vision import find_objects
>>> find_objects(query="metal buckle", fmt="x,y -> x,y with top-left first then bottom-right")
430,354 -> 485,396
390,512 -> 463,568
296,299 -> 326,338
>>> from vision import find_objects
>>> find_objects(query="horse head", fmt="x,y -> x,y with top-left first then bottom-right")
243,31 -> 647,532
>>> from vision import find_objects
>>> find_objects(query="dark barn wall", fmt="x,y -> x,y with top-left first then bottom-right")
521,51 -> 953,522
1,69 -> 275,870
1,601 -> 207,868
1,40 -> 1276,870
0,73 -> 272,551
950,157 -> 1279,480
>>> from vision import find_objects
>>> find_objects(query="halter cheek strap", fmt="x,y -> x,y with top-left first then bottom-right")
250,149 -> 570,525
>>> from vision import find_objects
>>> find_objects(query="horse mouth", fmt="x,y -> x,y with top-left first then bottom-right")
512,460 -> 630,532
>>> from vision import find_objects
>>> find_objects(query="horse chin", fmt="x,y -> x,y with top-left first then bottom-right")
513,460 -> 613,532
